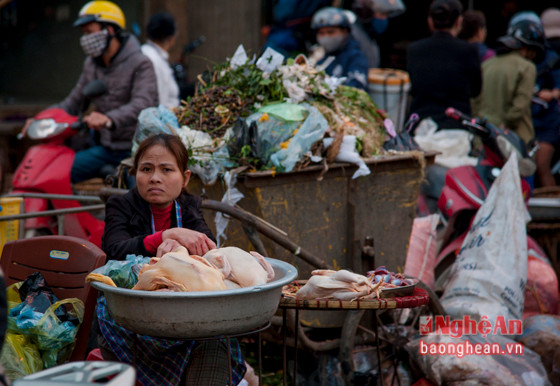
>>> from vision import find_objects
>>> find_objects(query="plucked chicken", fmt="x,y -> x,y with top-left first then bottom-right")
203,247 -> 275,288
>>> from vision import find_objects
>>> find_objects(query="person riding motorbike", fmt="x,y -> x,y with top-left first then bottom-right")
309,7 -> 369,91
21,0 -> 158,183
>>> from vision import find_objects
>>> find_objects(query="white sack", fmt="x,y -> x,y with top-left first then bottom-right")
440,152 -> 530,322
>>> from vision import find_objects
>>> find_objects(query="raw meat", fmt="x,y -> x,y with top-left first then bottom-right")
295,269 -> 381,300
203,247 -> 275,287
132,246 -> 227,291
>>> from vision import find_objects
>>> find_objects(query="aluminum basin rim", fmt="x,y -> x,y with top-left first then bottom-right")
90,257 -> 298,298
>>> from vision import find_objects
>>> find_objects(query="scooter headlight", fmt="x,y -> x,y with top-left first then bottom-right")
27,119 -> 69,139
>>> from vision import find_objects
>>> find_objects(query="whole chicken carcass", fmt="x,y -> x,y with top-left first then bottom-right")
296,269 -> 382,301
132,246 -> 227,292
203,247 -> 275,288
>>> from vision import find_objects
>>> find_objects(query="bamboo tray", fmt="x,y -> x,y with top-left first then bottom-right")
279,285 -> 429,310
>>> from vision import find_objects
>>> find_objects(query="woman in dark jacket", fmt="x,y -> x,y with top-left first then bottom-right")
102,134 -> 216,261
98,134 -> 246,386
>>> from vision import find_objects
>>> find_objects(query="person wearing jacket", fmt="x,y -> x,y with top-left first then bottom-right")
310,7 -> 369,91
23,1 -> 158,183
99,134 -> 246,385
407,0 -> 482,130
473,17 -> 543,146
142,12 -> 180,109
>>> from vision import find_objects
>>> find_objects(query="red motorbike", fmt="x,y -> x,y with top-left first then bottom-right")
434,107 -> 542,277
10,80 -> 107,246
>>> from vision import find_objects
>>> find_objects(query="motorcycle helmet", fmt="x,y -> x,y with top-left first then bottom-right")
311,7 -> 351,30
74,1 -> 126,30
497,19 -> 545,57
508,11 -> 542,30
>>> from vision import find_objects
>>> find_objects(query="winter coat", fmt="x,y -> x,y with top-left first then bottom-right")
473,51 -> 536,145
57,34 -> 158,151
101,188 -> 215,260
407,31 -> 482,129
318,37 -> 369,91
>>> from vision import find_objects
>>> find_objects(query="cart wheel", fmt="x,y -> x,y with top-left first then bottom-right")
338,279 -> 445,385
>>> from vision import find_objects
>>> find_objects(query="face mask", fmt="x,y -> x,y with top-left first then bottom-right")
317,34 -> 347,54
371,17 -> 389,35
80,29 -> 109,58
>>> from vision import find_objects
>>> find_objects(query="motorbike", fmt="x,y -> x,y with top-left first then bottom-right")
10,80 -> 108,246
429,108 -> 544,279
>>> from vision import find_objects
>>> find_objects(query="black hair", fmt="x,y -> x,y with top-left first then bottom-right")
429,0 -> 463,30
146,12 -> 176,42
458,10 -> 486,40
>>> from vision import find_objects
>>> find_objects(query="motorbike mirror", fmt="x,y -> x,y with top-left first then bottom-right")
82,80 -> 107,98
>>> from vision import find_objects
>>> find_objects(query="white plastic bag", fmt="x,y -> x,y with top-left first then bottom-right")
413,118 -> 477,169
440,153 -> 530,322
214,171 -> 244,247
334,135 -> 370,179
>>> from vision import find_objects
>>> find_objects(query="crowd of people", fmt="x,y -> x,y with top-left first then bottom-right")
265,0 -> 560,189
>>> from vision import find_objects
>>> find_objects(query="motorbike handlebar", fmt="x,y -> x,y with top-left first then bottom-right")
445,107 -> 490,137
445,107 -> 470,122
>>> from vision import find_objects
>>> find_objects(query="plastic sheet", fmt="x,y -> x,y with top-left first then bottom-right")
269,103 -> 328,172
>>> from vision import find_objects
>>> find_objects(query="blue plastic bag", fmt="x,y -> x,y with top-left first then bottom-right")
269,103 -> 328,172
132,105 -> 179,156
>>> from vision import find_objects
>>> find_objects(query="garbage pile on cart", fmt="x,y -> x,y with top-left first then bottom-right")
133,45 -> 403,186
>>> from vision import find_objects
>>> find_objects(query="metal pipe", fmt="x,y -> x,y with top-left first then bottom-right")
202,199 -> 330,269
0,204 -> 105,221
2,193 -> 103,202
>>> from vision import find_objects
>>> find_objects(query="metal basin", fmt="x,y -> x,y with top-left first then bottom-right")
90,258 -> 297,339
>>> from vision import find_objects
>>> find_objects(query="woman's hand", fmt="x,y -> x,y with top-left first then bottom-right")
162,228 -> 217,256
156,239 -> 183,257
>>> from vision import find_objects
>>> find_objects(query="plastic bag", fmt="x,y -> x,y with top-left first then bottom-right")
214,171 -> 244,247
0,333 -> 42,380
3,272 -> 85,371
404,214 -> 440,290
243,103 -> 307,163
413,118 -> 477,169
269,103 -> 328,172
28,299 -> 84,368
92,254 -> 150,288
383,114 -> 421,152
440,153 -> 529,322
132,105 -> 178,157
227,118 -> 263,163
407,333 -> 550,385
334,135 -> 370,179
524,247 -> 559,318
517,315 -> 560,383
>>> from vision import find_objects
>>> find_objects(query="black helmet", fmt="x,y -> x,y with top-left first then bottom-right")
507,19 -> 546,53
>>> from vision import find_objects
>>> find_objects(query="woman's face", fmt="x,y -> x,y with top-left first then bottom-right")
136,144 -> 190,208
